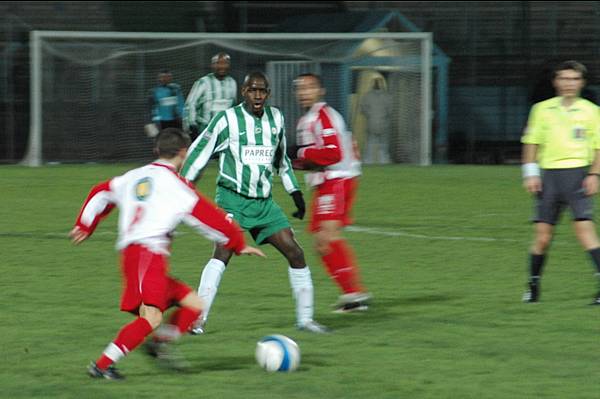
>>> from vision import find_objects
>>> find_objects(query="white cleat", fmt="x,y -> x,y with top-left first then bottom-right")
333,292 -> 371,313
333,302 -> 369,314
189,320 -> 206,335
297,320 -> 330,334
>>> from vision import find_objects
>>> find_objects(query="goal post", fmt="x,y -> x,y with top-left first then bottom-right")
23,31 -> 432,166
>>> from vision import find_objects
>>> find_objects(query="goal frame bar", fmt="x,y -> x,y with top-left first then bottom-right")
23,31 -> 432,166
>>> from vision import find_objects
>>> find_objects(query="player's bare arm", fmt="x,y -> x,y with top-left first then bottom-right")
583,149 -> 600,196
69,226 -> 89,245
239,245 -> 267,257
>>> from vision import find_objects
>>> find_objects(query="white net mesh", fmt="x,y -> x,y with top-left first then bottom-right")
32,33 -> 430,164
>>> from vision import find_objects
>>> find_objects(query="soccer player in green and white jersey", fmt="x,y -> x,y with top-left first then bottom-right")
183,53 -> 238,139
181,71 -> 328,334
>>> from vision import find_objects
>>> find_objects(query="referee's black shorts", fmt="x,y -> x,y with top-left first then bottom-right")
533,167 -> 594,224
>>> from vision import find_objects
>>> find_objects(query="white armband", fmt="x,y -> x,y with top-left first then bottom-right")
522,162 -> 540,178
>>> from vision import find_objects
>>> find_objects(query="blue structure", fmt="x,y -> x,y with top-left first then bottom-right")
274,11 -> 451,162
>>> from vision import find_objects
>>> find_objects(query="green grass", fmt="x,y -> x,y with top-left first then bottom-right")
2,163 -> 599,398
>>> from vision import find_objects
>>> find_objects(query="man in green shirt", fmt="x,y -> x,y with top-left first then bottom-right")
184,53 -> 238,139
521,60 -> 600,304
181,71 -> 329,333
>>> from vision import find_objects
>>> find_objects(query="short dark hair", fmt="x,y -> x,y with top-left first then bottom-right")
242,71 -> 270,88
211,52 -> 231,64
553,60 -> 587,79
154,128 -> 190,158
295,72 -> 323,87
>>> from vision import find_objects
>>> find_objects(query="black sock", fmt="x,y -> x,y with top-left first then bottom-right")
587,248 -> 600,288
587,248 -> 600,273
529,253 -> 546,284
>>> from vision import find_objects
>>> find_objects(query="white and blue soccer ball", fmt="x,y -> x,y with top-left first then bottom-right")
255,334 -> 300,372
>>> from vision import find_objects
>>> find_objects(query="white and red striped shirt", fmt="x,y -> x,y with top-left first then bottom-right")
295,102 -> 361,186
74,160 -> 245,255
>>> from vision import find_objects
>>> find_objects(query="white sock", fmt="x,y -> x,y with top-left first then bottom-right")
288,266 -> 314,326
103,343 -> 126,363
197,258 -> 226,324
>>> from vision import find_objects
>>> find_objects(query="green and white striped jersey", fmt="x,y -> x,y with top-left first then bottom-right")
181,104 -> 300,199
183,73 -> 237,130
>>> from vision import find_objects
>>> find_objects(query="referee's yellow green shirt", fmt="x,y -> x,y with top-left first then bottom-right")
521,96 -> 600,169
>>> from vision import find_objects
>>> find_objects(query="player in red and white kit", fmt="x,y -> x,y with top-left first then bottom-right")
69,128 -> 264,380
293,73 -> 370,313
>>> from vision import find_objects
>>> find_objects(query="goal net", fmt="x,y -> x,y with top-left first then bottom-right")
24,32 -> 432,166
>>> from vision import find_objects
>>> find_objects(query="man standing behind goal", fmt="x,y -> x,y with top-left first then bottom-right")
293,73 -> 370,313
181,71 -> 329,334
521,60 -> 600,304
184,53 -> 237,139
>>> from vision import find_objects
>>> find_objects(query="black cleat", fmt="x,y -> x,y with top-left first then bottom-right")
297,320 -> 330,334
144,340 -> 164,358
590,292 -> 600,305
87,362 -> 124,380
522,282 -> 539,303
333,300 -> 369,313
144,340 -> 189,371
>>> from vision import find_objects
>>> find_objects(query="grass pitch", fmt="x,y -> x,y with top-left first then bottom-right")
2,164 -> 599,398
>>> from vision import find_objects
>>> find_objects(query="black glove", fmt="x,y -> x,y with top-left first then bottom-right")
290,144 -> 312,158
290,191 -> 306,220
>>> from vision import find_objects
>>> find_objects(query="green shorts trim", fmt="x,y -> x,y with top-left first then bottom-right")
215,185 -> 290,244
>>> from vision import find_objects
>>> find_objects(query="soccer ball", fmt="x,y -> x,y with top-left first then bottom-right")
255,335 -> 300,372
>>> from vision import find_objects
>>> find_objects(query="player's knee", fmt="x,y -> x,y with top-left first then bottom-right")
190,296 -> 204,312
314,230 -> 336,256
574,222 -> 600,249
140,306 -> 163,329
180,292 -> 203,312
314,238 -> 330,256
535,232 -> 552,250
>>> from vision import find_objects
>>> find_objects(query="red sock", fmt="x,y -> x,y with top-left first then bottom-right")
96,317 -> 153,369
169,307 -> 201,334
321,240 -> 364,294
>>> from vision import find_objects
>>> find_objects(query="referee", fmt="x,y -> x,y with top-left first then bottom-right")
521,60 -> 600,304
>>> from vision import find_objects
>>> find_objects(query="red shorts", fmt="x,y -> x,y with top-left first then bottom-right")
120,244 -> 191,313
309,177 -> 358,232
